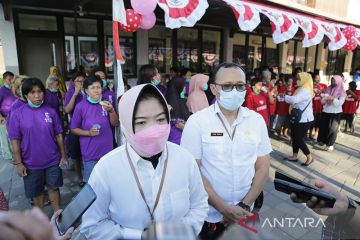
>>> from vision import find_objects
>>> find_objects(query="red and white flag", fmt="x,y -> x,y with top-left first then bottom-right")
322,23 -> 346,51
297,18 -> 325,48
262,9 -> 298,44
157,0 -> 209,29
112,0 -> 126,98
224,0 -> 260,32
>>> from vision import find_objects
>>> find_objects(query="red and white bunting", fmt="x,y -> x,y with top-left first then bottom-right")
297,18 -> 325,48
157,0 -> 209,29
261,9 -> 298,44
322,24 -> 347,51
224,0 -> 260,32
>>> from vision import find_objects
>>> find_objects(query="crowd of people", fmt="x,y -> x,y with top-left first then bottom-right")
0,62 -> 359,240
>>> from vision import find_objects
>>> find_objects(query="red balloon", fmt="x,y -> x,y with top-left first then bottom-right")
343,25 -> 356,39
343,37 -> 358,51
119,9 -> 142,32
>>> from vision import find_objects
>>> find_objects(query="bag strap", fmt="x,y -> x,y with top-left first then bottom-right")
300,101 -> 311,114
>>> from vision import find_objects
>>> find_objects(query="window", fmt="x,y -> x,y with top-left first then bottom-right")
265,37 -> 279,73
351,47 -> 360,72
19,14 -> 57,31
295,41 -> 306,71
248,35 -> 262,71
148,25 -> 173,74
65,36 -> 76,73
64,18 -> 97,35
326,50 -> 345,75
233,33 -> 246,68
284,40 -> 295,74
177,28 -> 198,71
202,30 -> 221,73
103,20 -> 136,77
306,45 -> 317,72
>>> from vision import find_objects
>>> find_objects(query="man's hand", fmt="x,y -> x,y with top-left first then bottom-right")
16,163 -> 27,177
0,208 -> 54,240
51,210 -> 74,240
59,157 -> 68,168
88,128 -> 100,137
290,179 -> 348,216
220,204 -> 252,226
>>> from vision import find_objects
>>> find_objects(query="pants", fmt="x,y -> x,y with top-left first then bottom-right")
342,113 -> 355,130
291,122 -> 312,155
83,160 -> 99,182
274,115 -> 287,131
317,112 -> 341,146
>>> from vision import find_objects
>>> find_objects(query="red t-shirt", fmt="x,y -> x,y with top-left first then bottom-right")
342,91 -> 359,114
276,85 -> 289,116
245,91 -> 269,126
267,86 -> 277,116
313,83 -> 327,114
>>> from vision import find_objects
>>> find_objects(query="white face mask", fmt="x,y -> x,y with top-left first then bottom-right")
218,89 -> 246,111
261,86 -> 268,93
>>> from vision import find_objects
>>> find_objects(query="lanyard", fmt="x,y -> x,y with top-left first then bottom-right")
125,144 -> 168,222
216,113 -> 237,140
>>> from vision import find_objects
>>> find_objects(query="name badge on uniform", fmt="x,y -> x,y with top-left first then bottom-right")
211,132 -> 223,137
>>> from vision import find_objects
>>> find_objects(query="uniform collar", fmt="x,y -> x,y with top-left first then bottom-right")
127,143 -> 168,168
213,101 -> 250,120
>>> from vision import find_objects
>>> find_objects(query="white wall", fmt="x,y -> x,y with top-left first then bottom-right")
0,4 -> 19,74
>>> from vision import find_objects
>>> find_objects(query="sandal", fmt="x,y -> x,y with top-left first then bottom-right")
283,157 -> 298,162
301,159 -> 314,166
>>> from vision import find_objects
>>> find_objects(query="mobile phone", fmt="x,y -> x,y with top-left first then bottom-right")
274,174 -> 336,208
55,184 -> 97,235
275,170 -> 317,190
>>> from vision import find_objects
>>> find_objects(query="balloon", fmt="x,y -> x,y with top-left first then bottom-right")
140,12 -> 156,30
131,0 -> 157,15
343,37 -> 358,51
119,9 -> 141,33
343,25 -> 356,39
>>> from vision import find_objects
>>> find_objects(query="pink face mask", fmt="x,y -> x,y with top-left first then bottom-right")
129,124 -> 170,158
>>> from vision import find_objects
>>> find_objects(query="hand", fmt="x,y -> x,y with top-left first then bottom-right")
100,101 -> 113,112
51,210 -> 74,240
220,204 -> 252,225
59,157 -> 68,168
88,128 -> 100,137
271,88 -> 278,96
16,163 -> 27,177
0,116 -> 6,125
0,207 -> 55,240
74,83 -> 82,96
290,179 -> 348,216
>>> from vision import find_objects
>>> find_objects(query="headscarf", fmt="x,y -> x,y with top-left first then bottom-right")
186,74 -> 209,113
118,84 -> 170,156
166,77 -> 190,121
46,66 -> 67,93
294,72 -> 313,96
325,75 -> 346,98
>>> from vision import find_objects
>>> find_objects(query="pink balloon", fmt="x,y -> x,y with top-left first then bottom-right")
131,0 -> 157,15
140,12 -> 156,30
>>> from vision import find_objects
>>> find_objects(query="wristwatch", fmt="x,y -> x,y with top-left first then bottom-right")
237,202 -> 251,212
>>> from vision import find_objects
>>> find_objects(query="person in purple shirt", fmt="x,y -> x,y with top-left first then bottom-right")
44,76 -> 61,118
71,75 -> 119,182
166,77 -> 190,145
137,64 -> 167,97
6,75 -> 27,129
0,71 -> 16,124
93,68 -> 116,108
8,78 -> 67,212
180,67 -> 192,98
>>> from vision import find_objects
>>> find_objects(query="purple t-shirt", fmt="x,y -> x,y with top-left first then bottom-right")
0,86 -> 17,117
70,99 -> 114,161
45,89 -> 60,117
8,104 -> 63,170
102,89 -> 116,108
168,119 -> 183,145
64,88 -> 85,117
6,99 -> 26,126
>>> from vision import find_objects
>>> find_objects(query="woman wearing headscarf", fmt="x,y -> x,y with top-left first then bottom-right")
186,74 -> 210,113
281,72 -> 314,166
166,77 -> 190,145
6,75 -> 28,126
44,76 -> 62,118
79,84 -> 208,239
317,75 -> 346,151
46,66 -> 67,94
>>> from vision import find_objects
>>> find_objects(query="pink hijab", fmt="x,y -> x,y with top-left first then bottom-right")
186,74 -> 209,113
325,75 -> 346,98
118,84 -> 170,156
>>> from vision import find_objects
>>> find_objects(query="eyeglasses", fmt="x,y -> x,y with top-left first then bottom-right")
214,83 -> 246,92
